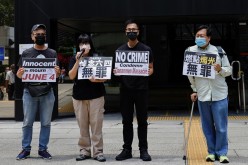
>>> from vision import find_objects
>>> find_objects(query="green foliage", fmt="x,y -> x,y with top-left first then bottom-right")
0,0 -> 14,26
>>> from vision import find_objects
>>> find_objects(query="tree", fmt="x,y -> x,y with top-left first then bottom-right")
0,0 -> 14,26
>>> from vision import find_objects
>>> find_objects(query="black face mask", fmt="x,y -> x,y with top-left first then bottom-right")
126,32 -> 138,41
35,35 -> 46,45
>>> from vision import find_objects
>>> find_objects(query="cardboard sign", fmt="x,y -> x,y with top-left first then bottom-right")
22,58 -> 56,82
114,50 -> 149,76
78,56 -> 112,79
182,51 -> 217,79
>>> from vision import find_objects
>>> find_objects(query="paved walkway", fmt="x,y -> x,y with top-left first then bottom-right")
0,115 -> 248,165
0,84 -> 248,164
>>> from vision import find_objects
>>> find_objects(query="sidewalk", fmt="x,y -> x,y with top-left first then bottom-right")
0,114 -> 248,165
0,84 -> 248,164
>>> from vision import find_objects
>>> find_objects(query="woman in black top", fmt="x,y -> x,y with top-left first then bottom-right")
69,34 -> 106,162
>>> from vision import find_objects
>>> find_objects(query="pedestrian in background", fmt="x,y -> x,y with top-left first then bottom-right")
59,67 -> 66,83
68,34 -> 106,162
5,64 -> 15,100
187,25 -> 232,163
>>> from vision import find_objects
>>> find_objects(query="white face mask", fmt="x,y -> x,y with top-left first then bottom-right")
79,43 -> 91,51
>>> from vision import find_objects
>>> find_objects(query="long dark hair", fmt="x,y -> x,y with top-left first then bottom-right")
77,34 -> 96,56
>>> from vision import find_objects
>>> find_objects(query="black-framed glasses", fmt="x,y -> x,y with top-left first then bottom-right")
126,28 -> 139,32
33,33 -> 46,36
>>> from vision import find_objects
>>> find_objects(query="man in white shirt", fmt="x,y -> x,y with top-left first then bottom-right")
187,25 -> 232,163
5,64 -> 15,100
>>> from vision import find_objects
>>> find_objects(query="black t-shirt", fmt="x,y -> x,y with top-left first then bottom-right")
68,56 -> 106,100
18,47 -> 57,66
116,42 -> 154,90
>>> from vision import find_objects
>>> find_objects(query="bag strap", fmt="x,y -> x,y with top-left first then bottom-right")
215,46 -> 226,59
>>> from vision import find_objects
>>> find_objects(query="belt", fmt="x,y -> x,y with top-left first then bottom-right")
25,82 -> 49,87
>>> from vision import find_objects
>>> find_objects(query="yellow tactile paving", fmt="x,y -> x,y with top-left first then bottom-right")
184,119 -> 213,165
58,103 -> 248,164
147,115 -> 248,165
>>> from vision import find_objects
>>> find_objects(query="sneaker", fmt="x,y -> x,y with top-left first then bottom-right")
38,150 -> 52,159
115,149 -> 132,161
140,150 -> 152,161
206,154 -> 215,162
94,155 -> 106,162
16,150 -> 30,160
219,155 -> 229,163
76,154 -> 91,161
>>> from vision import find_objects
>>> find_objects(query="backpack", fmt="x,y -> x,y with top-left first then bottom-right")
215,46 -> 226,59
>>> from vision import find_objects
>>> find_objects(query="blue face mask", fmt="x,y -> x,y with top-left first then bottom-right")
195,37 -> 207,47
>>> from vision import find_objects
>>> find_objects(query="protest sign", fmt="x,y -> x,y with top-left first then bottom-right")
114,50 -> 149,76
78,56 -> 112,79
182,51 -> 216,79
22,58 -> 56,82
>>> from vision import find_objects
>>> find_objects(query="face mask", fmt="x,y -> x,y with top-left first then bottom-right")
35,35 -> 46,45
79,44 -> 91,50
195,37 -> 207,47
79,44 -> 91,54
126,32 -> 138,41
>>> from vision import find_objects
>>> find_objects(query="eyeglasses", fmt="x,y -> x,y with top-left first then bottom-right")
33,33 -> 46,36
126,28 -> 139,32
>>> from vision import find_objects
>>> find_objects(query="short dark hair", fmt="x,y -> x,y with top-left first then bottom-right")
196,25 -> 212,37
124,19 -> 140,30
77,33 -> 91,44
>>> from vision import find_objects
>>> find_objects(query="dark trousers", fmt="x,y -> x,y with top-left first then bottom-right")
8,84 -> 15,100
120,88 -> 149,151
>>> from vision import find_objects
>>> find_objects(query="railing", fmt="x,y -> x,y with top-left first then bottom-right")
231,61 -> 246,113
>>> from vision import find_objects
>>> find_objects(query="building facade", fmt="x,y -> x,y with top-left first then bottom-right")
15,0 -> 248,120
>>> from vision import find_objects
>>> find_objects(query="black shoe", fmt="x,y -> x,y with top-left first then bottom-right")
140,150 -> 151,161
16,150 -> 30,160
76,154 -> 91,161
115,149 -> 132,161
38,150 -> 52,159
94,155 -> 106,162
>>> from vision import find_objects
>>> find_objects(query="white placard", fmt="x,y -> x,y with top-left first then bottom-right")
114,50 -> 149,76
19,43 -> 48,55
22,58 -> 56,82
182,51 -> 217,79
78,56 -> 112,79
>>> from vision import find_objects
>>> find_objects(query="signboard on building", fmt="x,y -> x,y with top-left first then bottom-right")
19,44 -> 48,55
182,51 -> 217,79
0,46 -> 4,61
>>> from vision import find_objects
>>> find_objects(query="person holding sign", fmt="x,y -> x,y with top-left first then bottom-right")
16,24 -> 60,160
187,25 -> 232,163
68,34 -> 107,162
114,19 -> 154,161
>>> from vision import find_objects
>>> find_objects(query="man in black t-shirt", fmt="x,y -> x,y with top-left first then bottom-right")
16,24 -> 60,160
114,19 -> 154,161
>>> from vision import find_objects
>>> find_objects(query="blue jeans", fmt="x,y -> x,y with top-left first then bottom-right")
22,88 -> 55,151
198,98 -> 228,156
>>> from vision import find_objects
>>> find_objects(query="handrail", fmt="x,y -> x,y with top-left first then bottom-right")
231,61 -> 246,113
